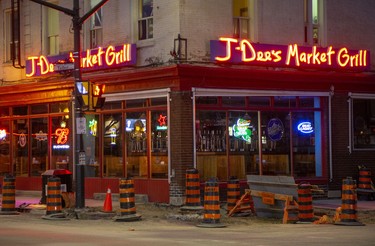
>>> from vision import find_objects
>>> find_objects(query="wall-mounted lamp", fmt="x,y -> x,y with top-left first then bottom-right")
171,34 -> 187,62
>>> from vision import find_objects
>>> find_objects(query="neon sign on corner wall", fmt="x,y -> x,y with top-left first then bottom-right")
26,43 -> 136,77
210,37 -> 370,71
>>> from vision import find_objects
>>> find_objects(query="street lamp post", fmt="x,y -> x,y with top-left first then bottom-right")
29,0 -> 109,209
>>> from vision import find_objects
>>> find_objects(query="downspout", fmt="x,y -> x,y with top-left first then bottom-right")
192,88 -> 197,169
329,87 -> 334,181
167,91 -> 172,183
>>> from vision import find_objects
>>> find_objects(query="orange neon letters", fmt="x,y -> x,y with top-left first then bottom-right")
26,44 -> 132,77
214,37 -> 368,70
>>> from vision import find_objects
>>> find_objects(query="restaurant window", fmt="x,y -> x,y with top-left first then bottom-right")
103,113 -> 123,177
196,111 -> 227,181
195,92 -> 325,180
222,96 -> 246,107
0,120 -> 10,175
50,102 -> 70,114
274,96 -> 297,108
102,101 -> 122,111
126,111 -> 147,178
13,106 -> 28,116
31,104 -> 48,115
233,0 -> 249,39
13,119 -> 28,176
292,112 -> 319,177
260,111 -> 291,175
51,116 -> 70,170
0,107 -> 10,117
31,118 -> 48,176
150,97 -> 167,106
228,111 -> 258,179
125,98 -> 147,108
138,0 -> 153,40
151,110 -> 168,178
351,97 -> 375,150
85,114 -> 100,177
249,96 -> 271,107
90,0 -> 103,48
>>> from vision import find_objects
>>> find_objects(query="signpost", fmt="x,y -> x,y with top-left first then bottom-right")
30,0 -> 109,209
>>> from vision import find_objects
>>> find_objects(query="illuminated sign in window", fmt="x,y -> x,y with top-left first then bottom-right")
298,122 -> 314,134
55,128 -> 70,144
26,43 -> 136,77
89,119 -> 98,136
211,37 -> 370,71
0,129 -> 6,140
156,114 -> 167,130
110,127 -> 117,145
232,118 -> 252,143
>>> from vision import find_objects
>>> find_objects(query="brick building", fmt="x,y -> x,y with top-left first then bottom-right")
1,0 -> 375,205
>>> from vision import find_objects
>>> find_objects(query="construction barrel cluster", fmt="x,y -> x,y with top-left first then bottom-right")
0,166 -> 373,227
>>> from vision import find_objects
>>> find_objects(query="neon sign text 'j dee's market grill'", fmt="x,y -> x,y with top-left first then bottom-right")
210,37 -> 370,71
26,43 -> 136,77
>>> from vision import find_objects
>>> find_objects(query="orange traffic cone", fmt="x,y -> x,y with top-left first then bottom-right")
103,187 -> 113,212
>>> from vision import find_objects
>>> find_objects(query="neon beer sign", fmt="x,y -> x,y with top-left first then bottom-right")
26,43 -> 136,77
211,37 -> 370,71
232,118 -> 252,143
298,122 -> 314,134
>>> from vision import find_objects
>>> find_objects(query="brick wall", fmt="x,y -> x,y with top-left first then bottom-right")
330,93 -> 375,190
169,90 -> 194,205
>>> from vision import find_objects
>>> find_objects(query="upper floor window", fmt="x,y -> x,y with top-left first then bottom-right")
304,0 -> 321,45
4,9 -> 19,63
138,0 -> 153,40
90,0 -> 103,48
47,7 -> 59,55
233,0 -> 249,39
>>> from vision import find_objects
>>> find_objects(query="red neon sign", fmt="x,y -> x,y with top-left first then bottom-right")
211,37 -> 370,71
55,128 -> 70,144
26,43 -> 136,77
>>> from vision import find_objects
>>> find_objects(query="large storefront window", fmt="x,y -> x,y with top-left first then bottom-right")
196,111 -> 227,181
195,92 -> 326,181
228,111 -> 258,179
151,110 -> 168,178
126,111 -> 147,178
31,118 -> 48,176
13,119 -> 28,176
51,116 -> 71,170
103,113 -> 123,177
351,97 -> 375,150
260,111 -> 291,175
85,114 -> 100,177
0,120 -> 10,175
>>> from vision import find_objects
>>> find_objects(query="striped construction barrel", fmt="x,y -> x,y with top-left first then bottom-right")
46,176 -> 62,215
114,177 -> 141,221
119,178 -> 137,216
335,177 -> 363,226
185,169 -> 201,207
227,177 -> 240,212
358,168 -> 372,189
297,183 -> 314,222
201,180 -> 223,226
0,175 -> 18,214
